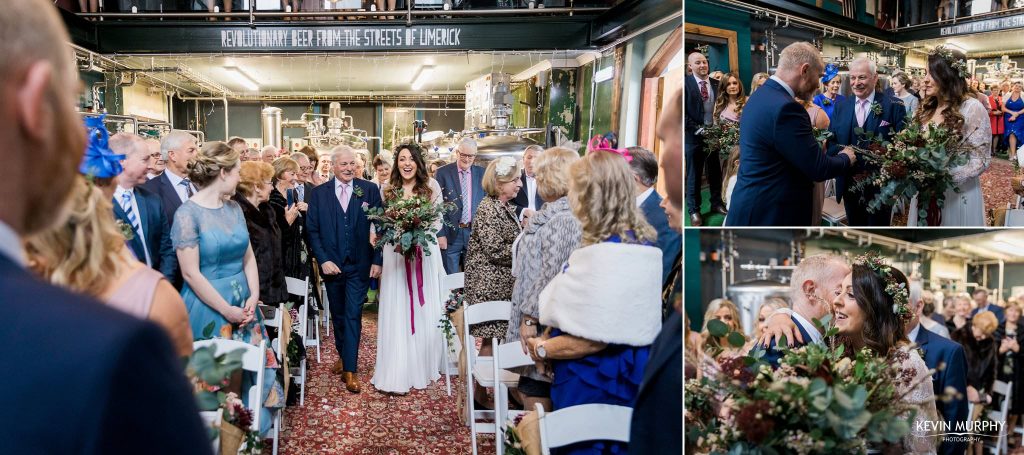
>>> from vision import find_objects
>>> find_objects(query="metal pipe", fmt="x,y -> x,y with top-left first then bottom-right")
167,93 -> 174,128
179,95 -> 229,141
78,7 -> 606,18
80,112 -> 139,135
1000,260 -> 1006,300
92,82 -> 105,110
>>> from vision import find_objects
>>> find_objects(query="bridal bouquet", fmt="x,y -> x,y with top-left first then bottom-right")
686,320 -> 927,454
703,121 -> 740,160
849,122 -> 967,226
364,189 -> 455,259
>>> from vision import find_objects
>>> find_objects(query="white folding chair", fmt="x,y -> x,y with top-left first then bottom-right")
259,303 -> 284,363
439,272 -> 466,396
287,276 -> 315,406
535,403 -> 632,455
492,339 -> 534,455
320,281 -> 332,337
193,338 -> 281,455
462,300 -> 513,455
984,380 -> 1013,455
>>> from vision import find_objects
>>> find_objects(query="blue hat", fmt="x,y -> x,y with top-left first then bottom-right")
79,114 -> 125,179
821,63 -> 840,84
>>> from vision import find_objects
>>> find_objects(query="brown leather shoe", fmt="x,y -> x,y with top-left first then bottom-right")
689,213 -> 703,226
342,372 -> 361,393
330,360 -> 344,375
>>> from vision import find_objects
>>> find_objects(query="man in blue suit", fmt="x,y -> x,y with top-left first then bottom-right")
306,145 -> 383,394
511,144 -> 543,221
826,57 -> 908,226
141,130 -> 198,223
726,42 -> 856,226
628,147 -> 681,284
756,255 -> 850,367
435,138 -> 485,274
0,2 -> 211,452
908,282 -> 969,455
110,134 -> 178,285
971,288 -> 1005,325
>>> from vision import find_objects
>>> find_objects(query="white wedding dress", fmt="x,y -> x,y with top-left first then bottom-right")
370,178 -> 447,394
896,345 -> 940,454
906,97 -> 992,226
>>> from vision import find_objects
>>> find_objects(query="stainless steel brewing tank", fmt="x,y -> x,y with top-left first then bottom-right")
261,107 -> 283,150
472,134 -> 540,168
726,279 -> 791,336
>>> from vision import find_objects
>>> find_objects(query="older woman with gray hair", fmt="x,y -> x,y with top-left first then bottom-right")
505,147 -> 581,412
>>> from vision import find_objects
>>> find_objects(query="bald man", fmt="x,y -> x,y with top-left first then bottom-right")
683,51 -> 725,226
0,1 -> 210,453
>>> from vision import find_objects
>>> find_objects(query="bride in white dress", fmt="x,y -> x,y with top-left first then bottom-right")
370,145 -> 446,394
913,47 -> 992,226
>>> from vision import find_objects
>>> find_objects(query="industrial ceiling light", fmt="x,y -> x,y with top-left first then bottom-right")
224,66 -> 259,91
411,66 -> 435,91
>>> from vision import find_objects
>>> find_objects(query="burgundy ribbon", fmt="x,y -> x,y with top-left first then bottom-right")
404,245 -> 427,334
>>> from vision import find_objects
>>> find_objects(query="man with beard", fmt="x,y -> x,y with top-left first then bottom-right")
726,42 -> 857,226
0,1 -> 210,453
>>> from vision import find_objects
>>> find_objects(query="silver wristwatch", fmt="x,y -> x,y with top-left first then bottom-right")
536,342 -> 547,359
524,319 -> 536,327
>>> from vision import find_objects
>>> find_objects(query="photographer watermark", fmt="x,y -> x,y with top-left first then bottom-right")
915,420 -> 1005,443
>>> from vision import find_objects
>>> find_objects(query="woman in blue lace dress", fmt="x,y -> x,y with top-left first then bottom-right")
529,151 -> 663,454
171,141 -> 283,437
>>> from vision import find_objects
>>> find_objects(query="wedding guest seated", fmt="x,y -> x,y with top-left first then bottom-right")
530,150 -> 662,455
627,146 -> 681,285
505,147 -> 581,413
997,302 -> 1024,448
952,311 -> 999,455
465,156 -> 523,407
1,1 -> 211,451
26,176 -> 193,358
946,295 -> 974,333
233,161 -> 288,307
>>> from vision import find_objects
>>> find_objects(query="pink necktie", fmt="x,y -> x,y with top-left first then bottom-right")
856,99 -> 869,127
338,184 -> 350,212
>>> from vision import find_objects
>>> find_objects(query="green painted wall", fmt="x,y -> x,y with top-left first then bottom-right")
685,0 -> 753,90
591,53 -> 616,139
545,68 -> 578,142
578,61 -> 595,142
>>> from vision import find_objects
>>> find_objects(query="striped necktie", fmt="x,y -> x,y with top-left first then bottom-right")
120,191 -> 140,233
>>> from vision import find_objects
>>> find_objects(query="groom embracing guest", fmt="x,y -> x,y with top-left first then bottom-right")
826,57 -> 907,226
683,51 -> 727,226
908,281 -> 969,455
306,145 -> 383,393
756,254 -> 850,367
725,42 -> 856,226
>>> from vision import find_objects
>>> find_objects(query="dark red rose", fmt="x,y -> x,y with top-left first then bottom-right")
736,400 -> 775,444
867,142 -> 886,154
886,162 -> 907,179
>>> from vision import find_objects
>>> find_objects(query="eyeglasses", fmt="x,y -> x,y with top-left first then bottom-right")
459,154 -> 477,159
300,166 -> 314,171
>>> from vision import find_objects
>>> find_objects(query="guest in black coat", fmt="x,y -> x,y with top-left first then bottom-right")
952,311 -> 1000,434
269,157 -> 311,283
997,303 -> 1024,440
235,161 -> 288,305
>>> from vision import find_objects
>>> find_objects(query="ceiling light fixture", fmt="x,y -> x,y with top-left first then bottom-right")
411,66 -> 435,91
224,66 -> 259,91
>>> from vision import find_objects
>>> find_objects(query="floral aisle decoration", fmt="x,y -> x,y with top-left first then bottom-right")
703,121 -> 740,161
438,288 -> 465,350
187,344 -> 263,454
848,121 -> 971,226
502,412 -> 529,455
365,188 -> 455,334
685,319 -> 932,454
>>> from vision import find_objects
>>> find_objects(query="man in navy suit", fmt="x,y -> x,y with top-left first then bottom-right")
306,145 -> 383,393
684,51 -> 727,226
0,2 -> 211,452
757,255 -> 850,367
628,147 -> 681,284
971,288 -> 1005,325
511,144 -> 543,222
726,42 -> 856,226
908,281 -> 968,455
141,130 -> 198,223
826,57 -> 908,226
109,134 -> 178,285
435,138 -> 485,274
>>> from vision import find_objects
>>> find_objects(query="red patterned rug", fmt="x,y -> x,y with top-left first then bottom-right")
270,311 -> 496,454
982,158 -> 1014,225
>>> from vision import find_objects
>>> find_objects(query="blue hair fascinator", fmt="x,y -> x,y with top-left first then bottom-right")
79,114 -> 125,178
821,63 -> 840,83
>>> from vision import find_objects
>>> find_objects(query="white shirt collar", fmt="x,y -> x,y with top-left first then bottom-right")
115,185 -> 134,197
908,323 -> 921,343
335,178 -> 352,190
636,187 -> 655,207
0,220 -> 26,267
769,75 -> 795,98
791,311 -> 824,345
165,168 -> 186,186
693,73 -> 711,85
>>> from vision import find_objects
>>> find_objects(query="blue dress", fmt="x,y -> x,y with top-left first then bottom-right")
171,200 -> 283,436
549,232 -> 653,455
1005,95 -> 1024,141
813,93 -> 845,120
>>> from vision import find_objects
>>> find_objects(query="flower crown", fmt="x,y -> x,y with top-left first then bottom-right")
855,252 -> 910,320
931,45 -> 969,79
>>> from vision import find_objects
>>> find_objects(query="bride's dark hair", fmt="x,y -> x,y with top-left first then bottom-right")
386,143 -> 432,201
914,49 -> 967,136
848,263 -> 910,356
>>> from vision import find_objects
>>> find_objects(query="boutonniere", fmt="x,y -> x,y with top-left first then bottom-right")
115,219 -> 135,241
822,97 -> 832,106
870,101 -> 883,117
361,201 -> 369,211
352,185 -> 364,198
